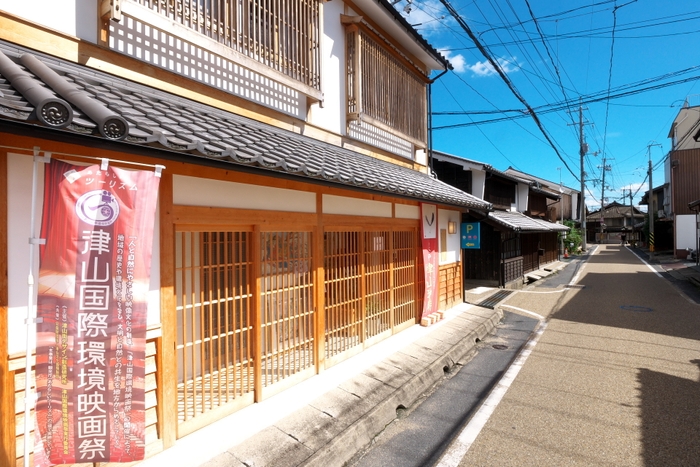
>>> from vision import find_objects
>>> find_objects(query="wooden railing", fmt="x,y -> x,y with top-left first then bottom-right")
134,0 -> 321,89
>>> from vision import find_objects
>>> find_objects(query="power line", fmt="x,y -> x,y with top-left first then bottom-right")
437,0 -> 579,181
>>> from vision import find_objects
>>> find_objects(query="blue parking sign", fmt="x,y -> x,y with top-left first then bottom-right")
461,222 -> 481,249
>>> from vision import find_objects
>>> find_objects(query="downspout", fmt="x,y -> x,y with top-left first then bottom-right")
427,68 -> 449,176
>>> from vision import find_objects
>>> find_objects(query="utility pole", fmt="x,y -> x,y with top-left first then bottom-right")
598,157 -> 611,243
577,106 -> 588,252
628,187 -> 634,244
558,167 -> 564,257
647,142 -> 662,254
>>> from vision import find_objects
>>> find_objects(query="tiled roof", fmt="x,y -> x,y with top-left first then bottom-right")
0,41 -> 490,210
488,210 -> 569,232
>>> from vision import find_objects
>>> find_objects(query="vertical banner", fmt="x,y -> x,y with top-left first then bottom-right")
420,203 -> 439,319
34,159 -> 160,465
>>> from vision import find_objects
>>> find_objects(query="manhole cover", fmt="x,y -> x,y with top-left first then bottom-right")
620,305 -> 653,312
492,344 -> 509,350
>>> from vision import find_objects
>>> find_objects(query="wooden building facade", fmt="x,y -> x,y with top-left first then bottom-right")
432,152 -> 568,288
0,2 -> 490,466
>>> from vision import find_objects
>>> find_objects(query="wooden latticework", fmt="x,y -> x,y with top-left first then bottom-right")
323,228 -> 418,362
259,231 -> 315,387
393,230 -> 417,325
137,0 -> 321,89
364,231 -> 392,339
347,28 -> 427,143
175,231 -> 254,432
323,231 -> 362,358
174,225 -> 417,430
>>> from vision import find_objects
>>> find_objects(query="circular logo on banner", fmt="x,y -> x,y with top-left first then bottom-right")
76,190 -> 120,226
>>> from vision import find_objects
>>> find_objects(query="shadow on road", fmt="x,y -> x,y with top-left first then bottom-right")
637,360 -> 700,466
546,246 -> 700,467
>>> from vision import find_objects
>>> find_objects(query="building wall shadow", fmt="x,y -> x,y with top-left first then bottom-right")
637,360 -> 700,466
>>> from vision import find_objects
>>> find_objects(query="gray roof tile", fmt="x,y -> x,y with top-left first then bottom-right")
0,41 -> 489,210
489,210 -> 569,232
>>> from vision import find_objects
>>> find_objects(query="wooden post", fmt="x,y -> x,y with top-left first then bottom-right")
157,172 -> 178,447
0,151 -> 14,467
314,193 -> 325,373
252,226 -> 263,402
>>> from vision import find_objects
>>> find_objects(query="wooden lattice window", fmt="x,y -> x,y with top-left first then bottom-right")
345,18 -> 428,145
323,228 -> 418,363
135,0 -> 321,89
260,231 -> 315,387
175,230 -> 254,434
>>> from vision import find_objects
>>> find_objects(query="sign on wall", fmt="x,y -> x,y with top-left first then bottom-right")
461,222 -> 481,249
34,159 -> 160,465
420,203 -> 439,318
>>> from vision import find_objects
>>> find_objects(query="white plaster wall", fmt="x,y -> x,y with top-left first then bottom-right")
6,154 -> 161,356
438,208 -> 460,265
676,214 -> 698,250
7,154 -> 41,356
323,194 -> 392,217
173,175 -> 316,212
516,183 -> 529,212
0,0 -> 97,42
308,0 -> 344,134
572,192 -> 580,221
471,170 -> 486,199
395,204 -> 420,219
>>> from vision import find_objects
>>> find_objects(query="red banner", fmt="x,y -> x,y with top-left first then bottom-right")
34,159 -> 160,465
420,203 -> 439,318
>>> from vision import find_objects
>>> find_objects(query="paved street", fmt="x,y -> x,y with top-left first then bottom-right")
449,244 -> 700,467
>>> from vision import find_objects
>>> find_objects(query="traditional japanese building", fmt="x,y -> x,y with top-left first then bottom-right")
0,1 -> 491,465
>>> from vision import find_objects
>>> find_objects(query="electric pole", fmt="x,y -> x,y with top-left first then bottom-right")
598,157 -> 611,243
578,106 -> 588,252
629,187 -> 634,244
647,142 -> 662,254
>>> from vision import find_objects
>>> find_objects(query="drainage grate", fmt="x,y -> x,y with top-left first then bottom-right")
475,290 -> 514,309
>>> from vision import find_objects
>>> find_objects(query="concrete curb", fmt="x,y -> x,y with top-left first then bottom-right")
301,308 -> 503,467
202,306 -> 503,467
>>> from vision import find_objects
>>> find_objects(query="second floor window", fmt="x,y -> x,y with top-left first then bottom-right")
137,0 -> 321,90
345,20 -> 428,146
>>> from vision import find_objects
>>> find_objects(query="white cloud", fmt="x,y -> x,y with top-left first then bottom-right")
468,57 -> 519,77
439,49 -> 466,73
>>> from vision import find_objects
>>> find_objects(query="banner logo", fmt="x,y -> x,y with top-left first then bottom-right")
76,190 -> 120,226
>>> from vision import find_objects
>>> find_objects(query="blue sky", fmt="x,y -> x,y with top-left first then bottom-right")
392,0 -> 700,210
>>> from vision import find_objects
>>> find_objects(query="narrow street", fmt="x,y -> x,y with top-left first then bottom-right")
452,244 -> 700,466
350,245 -> 700,467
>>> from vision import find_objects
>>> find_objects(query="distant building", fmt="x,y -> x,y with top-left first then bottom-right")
666,102 -> 700,257
432,151 -> 568,289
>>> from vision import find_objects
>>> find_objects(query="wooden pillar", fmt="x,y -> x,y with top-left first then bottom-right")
0,151 -> 13,467
157,172 -> 177,448
314,193 -> 325,373
252,226 -> 262,402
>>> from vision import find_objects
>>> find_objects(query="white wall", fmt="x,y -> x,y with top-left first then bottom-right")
438,208 -> 461,265
323,194 -> 392,217
395,204 -> 420,219
0,0 -> 97,42
173,175 -> 316,212
676,214 -> 698,251
571,192 -> 580,221
308,0 -> 344,135
6,154 -> 41,355
471,170 -> 486,199
6,153 -> 161,355
516,183 -> 529,212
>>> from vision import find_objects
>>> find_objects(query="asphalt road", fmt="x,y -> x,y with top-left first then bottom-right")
348,311 -> 539,467
451,245 -> 700,467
